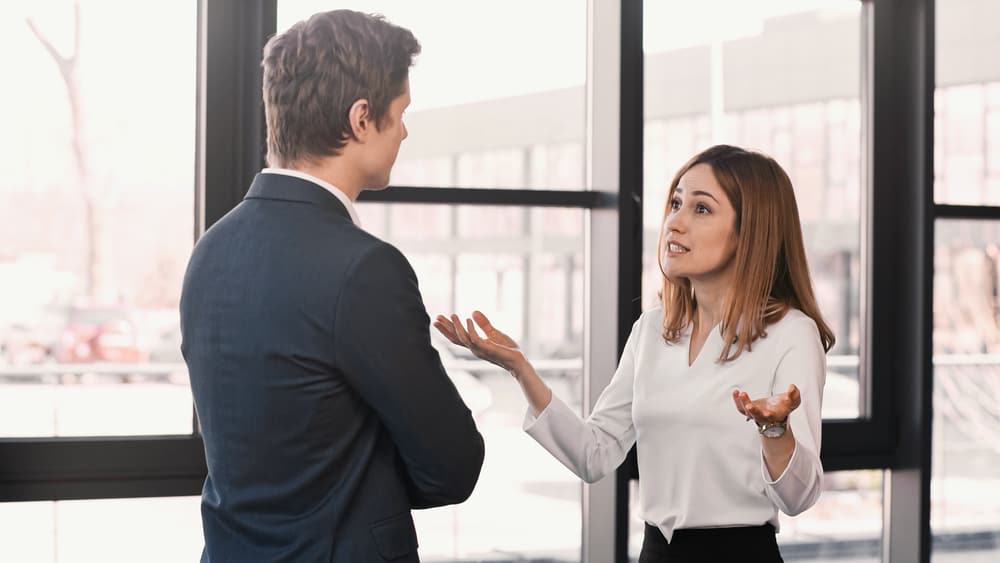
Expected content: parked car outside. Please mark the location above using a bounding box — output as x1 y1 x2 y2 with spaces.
52 305 144 364
0 305 73 366
0 322 51 365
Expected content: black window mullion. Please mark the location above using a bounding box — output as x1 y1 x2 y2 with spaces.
934 204 1000 220
359 186 614 208
203 0 276 231
872 0 936 561
615 0 644 561
820 421 893 471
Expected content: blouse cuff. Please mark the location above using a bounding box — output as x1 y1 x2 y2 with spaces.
760 439 799 485
522 394 572 433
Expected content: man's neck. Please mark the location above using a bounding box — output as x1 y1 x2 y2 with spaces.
283 158 363 201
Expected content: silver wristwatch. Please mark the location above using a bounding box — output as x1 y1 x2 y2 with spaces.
758 418 788 438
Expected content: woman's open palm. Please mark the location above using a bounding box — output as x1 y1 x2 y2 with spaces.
433 311 525 373
732 384 801 426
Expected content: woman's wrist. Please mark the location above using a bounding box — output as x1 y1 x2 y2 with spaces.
508 357 532 380
508 359 552 415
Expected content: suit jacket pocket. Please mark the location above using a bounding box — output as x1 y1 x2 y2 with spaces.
370 512 419 561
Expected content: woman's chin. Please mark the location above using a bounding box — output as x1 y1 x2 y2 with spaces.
662 270 687 283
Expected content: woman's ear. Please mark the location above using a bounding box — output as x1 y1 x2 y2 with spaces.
348 98 371 141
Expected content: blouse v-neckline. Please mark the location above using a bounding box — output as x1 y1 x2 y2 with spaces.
686 323 720 368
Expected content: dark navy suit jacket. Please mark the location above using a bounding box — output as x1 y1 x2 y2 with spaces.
180 173 485 562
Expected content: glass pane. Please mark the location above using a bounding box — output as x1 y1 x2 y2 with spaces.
0 2 197 436
0 497 202 563
931 220 1000 561
278 2 586 190
358 203 584 560
642 0 864 419
935 0 1000 205
627 471 883 562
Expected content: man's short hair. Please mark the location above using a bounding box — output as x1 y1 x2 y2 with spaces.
262 10 420 167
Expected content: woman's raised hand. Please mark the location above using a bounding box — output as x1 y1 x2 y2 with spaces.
732 384 801 426
433 311 526 373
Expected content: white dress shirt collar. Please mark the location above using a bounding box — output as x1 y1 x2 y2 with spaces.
261 168 362 227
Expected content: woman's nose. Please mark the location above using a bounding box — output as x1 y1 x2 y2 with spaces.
665 212 685 233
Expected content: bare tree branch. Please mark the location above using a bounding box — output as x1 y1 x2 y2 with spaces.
25 0 105 300
25 15 77 81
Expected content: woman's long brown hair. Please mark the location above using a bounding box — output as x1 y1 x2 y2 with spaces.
658 145 835 361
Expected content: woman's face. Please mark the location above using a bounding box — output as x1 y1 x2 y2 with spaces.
661 163 739 284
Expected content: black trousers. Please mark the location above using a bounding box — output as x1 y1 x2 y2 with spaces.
638 522 784 563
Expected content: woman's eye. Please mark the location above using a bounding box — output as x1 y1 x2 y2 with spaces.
695 204 710 214
670 199 681 210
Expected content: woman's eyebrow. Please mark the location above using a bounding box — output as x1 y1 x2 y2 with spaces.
675 186 719 203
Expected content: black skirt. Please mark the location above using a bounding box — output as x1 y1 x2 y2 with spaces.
639 522 784 563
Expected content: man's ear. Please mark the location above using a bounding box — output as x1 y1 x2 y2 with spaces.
348 98 371 141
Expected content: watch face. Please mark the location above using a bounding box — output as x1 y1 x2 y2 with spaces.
761 424 786 438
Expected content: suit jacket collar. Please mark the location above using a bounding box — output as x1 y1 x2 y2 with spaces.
244 173 354 223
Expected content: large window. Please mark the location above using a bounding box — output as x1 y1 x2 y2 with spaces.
930 224 1000 561
0 1 201 559
935 0 1000 205
931 0 1000 560
0 2 197 436
280 0 587 191
638 2 887 560
641 0 864 419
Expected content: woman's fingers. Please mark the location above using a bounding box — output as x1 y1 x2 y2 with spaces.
450 314 472 347
472 311 493 333
787 384 801 409
466 318 483 348
743 394 758 419
437 312 525 371
763 385 800 420
731 389 745 415
473 310 517 347
732 389 752 420
472 310 502 340
433 316 461 345
453 315 494 356
733 389 797 423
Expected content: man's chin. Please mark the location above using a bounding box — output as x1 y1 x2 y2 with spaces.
362 179 392 191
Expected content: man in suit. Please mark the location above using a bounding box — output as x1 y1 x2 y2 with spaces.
180 10 485 562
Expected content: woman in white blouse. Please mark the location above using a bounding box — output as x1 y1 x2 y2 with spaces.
435 144 835 563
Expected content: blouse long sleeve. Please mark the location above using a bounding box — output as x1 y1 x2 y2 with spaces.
522 318 641 484
761 316 827 516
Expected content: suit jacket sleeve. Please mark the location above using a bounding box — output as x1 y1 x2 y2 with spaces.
334 241 485 508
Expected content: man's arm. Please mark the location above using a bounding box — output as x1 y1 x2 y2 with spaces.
334 241 485 508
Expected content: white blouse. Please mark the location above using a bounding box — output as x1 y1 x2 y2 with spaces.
524 307 826 542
